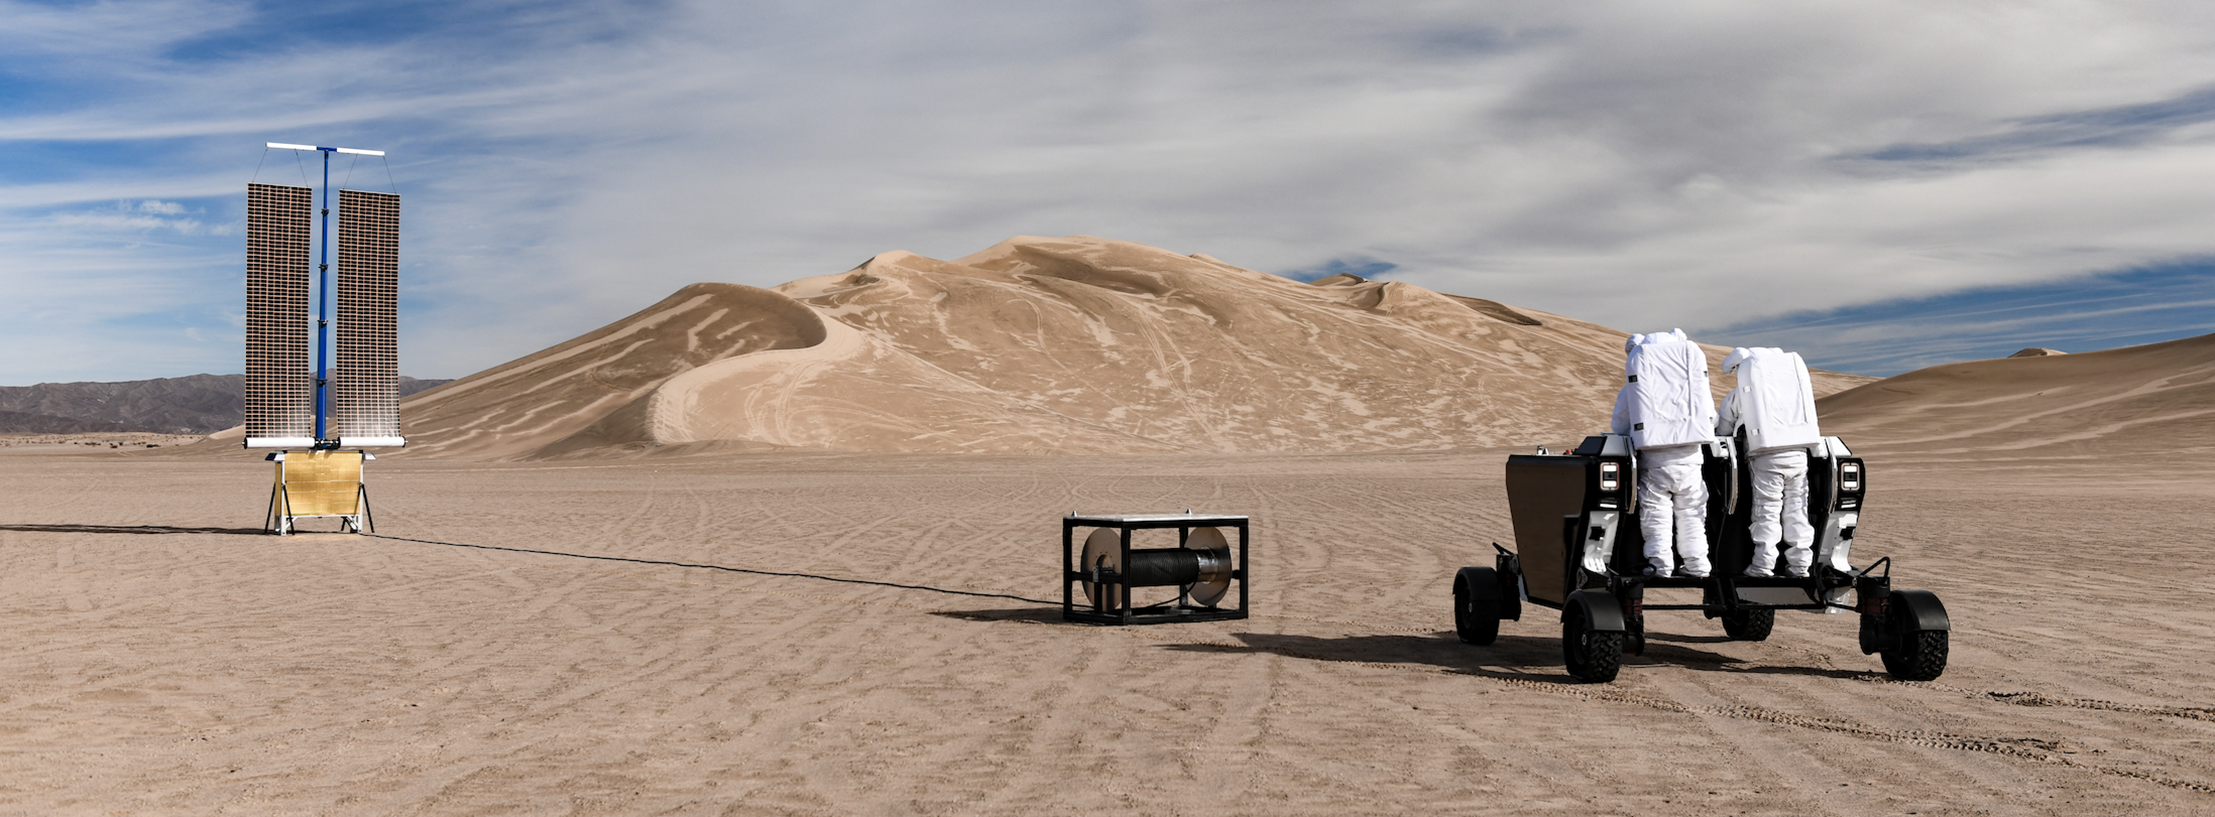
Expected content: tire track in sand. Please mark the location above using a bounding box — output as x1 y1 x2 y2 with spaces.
957 615 2215 795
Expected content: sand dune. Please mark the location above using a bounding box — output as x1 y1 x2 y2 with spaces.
397 236 1868 459
397 283 825 459
1819 332 2215 461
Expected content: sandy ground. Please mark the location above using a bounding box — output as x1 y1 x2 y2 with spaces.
0 434 203 454
2 447 2211 815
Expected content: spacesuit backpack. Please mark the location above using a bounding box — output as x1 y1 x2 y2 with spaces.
1735 348 1821 453
1622 331 1717 450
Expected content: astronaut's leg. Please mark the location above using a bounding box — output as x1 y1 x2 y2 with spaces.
1746 453 1788 576
1773 452 1814 576
1668 462 1712 577
1637 468 1677 576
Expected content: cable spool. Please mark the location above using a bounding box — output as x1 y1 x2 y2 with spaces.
1079 526 1236 609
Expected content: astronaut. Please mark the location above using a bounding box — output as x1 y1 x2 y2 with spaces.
1716 346 1822 578
1610 329 1718 579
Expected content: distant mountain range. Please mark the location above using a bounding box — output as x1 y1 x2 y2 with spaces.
0 374 451 435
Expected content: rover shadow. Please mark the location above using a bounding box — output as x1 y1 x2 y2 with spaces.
0 523 267 536
1637 628 1892 680
1644 631 1734 645
1161 631 1593 683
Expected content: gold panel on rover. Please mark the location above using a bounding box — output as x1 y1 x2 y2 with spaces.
277 450 363 516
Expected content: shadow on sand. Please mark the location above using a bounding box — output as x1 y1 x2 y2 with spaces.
1156 629 1880 683
928 607 1072 625
1162 631 1582 683
0 523 267 536
363 533 1059 606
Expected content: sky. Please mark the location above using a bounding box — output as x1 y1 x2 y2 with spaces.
5 0 2215 383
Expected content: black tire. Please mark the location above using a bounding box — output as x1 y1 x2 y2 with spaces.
1881 628 1949 681
1720 608 1775 641
1563 603 1623 683
1454 576 1500 645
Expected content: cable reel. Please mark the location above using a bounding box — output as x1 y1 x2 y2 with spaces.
1078 526 1236 609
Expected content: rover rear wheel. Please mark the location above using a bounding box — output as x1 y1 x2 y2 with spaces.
1881 627 1949 681
1721 608 1775 641
1454 573 1501 645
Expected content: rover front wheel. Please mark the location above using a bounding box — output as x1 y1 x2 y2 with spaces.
1563 603 1622 683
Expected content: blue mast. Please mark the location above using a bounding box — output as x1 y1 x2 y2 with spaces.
314 146 334 443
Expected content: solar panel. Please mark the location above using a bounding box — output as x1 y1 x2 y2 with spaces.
334 189 401 441
245 183 314 444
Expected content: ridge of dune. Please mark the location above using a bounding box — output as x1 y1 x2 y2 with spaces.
630 313 1184 455
1819 332 2215 459
397 283 824 460
389 236 1875 460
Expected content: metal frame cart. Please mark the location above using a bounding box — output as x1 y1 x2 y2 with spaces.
1064 513 1250 625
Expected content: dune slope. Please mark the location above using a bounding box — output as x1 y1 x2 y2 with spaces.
1818 332 2215 460
397 236 1870 459
399 284 825 459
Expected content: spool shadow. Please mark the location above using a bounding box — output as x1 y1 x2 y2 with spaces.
929 607 1072 625
0 523 267 536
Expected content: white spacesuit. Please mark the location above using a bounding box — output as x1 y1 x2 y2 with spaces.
1610 329 1718 578
1717 347 1822 577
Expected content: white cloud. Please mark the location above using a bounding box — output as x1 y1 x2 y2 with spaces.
8 0 2215 381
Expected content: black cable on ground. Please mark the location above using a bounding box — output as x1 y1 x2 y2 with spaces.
364 533 1058 606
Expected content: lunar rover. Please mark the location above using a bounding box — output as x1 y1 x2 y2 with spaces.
1452 433 1950 683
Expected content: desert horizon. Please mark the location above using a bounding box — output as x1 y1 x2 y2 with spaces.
6 234 2213 814
16 3 2215 812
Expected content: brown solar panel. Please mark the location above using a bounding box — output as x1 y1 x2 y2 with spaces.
334 189 400 439
245 183 313 439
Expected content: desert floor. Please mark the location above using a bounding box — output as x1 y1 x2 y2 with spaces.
1 448 2210 815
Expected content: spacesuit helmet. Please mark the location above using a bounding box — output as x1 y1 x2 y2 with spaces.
1723 347 1754 375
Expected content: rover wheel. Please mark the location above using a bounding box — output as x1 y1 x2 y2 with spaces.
1881 628 1949 681
1454 573 1500 646
1563 603 1622 683
1721 608 1775 641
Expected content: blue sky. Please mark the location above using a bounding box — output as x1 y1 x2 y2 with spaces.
6 1 2215 383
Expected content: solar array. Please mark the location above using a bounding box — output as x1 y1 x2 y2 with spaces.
245 183 314 443
244 150 403 449
334 189 401 441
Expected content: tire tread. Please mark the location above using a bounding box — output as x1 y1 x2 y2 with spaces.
1721 609 1775 641
1882 629 1948 681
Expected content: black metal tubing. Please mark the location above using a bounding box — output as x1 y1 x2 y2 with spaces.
1612 569 1858 613
1063 514 1250 626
